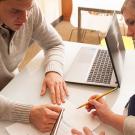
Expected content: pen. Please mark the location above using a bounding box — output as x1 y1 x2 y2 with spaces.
77 87 118 109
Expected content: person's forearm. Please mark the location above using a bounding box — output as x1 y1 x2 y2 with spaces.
108 113 126 133
0 95 32 123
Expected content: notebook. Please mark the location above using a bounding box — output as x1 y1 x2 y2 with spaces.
64 13 125 88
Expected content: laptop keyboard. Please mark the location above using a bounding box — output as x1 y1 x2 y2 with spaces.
87 49 113 84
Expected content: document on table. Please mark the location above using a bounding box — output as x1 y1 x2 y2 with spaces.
61 100 100 130
6 121 71 135
6 100 100 135
6 123 49 135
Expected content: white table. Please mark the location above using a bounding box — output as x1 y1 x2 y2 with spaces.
76 0 125 41
0 41 135 135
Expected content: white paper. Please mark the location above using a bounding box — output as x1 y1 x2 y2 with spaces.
6 123 49 135
6 100 100 135
6 122 97 135
60 100 100 131
56 120 72 135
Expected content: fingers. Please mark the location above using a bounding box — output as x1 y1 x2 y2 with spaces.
50 85 57 104
30 105 60 133
47 118 58 124
71 127 93 135
86 93 109 115
41 72 69 105
87 95 102 110
38 125 53 132
38 122 59 133
54 81 69 105
40 81 47 96
83 127 93 135
99 131 105 135
59 81 69 103
86 104 95 112
88 95 106 104
91 111 98 118
63 81 69 96
86 99 101 112
50 82 64 105
89 99 101 108
46 105 62 113
71 128 83 135
44 106 61 119
97 98 106 104
60 83 66 103
55 83 61 104
89 95 97 100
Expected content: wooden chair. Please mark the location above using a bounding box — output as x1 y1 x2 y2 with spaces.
70 0 113 44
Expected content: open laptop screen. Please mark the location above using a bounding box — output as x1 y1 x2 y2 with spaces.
105 13 125 87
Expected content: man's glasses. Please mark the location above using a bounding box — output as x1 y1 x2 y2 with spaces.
125 19 135 26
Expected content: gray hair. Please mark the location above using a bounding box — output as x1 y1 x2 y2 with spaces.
121 0 135 13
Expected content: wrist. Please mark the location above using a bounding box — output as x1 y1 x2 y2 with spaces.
104 111 116 125
45 71 60 76
29 106 36 123
107 112 117 125
108 113 125 132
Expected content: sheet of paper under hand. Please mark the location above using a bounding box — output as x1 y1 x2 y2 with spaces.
6 123 50 135
59 100 100 132
6 121 98 135
6 100 100 135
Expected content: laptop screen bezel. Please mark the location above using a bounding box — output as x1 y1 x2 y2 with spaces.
105 12 125 88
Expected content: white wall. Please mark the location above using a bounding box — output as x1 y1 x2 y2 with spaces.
37 0 62 23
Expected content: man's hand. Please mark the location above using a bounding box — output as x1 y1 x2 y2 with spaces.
29 105 61 132
71 127 105 135
40 72 68 105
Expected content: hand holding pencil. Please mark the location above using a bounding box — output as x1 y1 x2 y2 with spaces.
77 87 117 109
77 88 118 124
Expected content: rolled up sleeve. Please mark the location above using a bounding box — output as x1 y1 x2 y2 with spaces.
123 116 135 135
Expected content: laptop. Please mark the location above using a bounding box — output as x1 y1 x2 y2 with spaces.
64 13 125 88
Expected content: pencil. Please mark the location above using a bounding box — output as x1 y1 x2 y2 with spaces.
77 87 118 109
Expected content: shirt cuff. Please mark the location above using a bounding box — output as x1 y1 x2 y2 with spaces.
6 102 33 123
45 61 63 76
